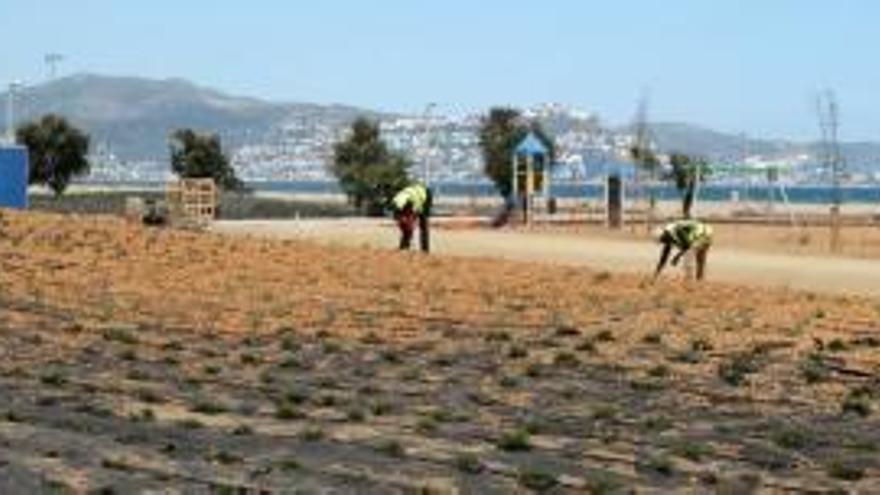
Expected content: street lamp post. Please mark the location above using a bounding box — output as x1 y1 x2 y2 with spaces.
6 81 23 144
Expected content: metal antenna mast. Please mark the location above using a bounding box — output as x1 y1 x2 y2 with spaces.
817 89 844 251
44 53 65 79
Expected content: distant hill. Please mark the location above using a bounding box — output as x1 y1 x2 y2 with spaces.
622 122 880 170
3 74 879 174
1 73 381 160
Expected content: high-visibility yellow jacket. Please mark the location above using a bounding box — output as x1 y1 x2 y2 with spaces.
392 184 429 214
662 219 713 249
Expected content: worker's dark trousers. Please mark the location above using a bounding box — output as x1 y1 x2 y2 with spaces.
399 213 430 252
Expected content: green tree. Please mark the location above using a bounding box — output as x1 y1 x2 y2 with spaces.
330 117 410 216
16 114 90 196
478 107 555 198
169 129 242 190
668 152 710 218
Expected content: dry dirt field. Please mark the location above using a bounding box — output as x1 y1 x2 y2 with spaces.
1 211 880 493
526 222 880 260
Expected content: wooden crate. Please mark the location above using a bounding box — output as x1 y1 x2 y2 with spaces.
165 178 217 228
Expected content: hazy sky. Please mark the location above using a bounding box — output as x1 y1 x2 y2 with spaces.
1 0 878 140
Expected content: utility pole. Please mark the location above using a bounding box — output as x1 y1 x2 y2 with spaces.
630 90 656 232
422 102 437 186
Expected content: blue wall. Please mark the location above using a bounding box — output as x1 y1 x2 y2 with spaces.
0 146 28 208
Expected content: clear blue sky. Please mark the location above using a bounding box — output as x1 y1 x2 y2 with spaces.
2 0 878 140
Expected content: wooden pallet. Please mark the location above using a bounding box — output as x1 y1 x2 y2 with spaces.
165 178 217 228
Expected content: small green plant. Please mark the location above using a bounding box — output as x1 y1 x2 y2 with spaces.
190 400 227 415
827 338 848 353
370 400 392 416
641 415 673 432
102 327 138 345
101 457 133 471
841 389 872 417
553 351 580 368
277 457 300 471
178 418 205 430
275 405 306 421
525 362 543 378
118 349 138 362
771 426 809 450
211 450 243 465
283 389 309 405
497 429 532 451
239 352 263 366
690 338 714 352
673 440 714 462
300 425 325 442
672 349 702 364
592 404 619 421
576 339 597 353
374 439 406 458
826 459 865 481
485 330 512 342
346 408 366 423
454 452 483 474
277 354 303 370
280 336 300 352
359 332 384 345
232 424 254 436
507 345 529 359
645 455 675 476
429 408 468 424
718 351 764 386
518 469 558 491
800 353 830 384
416 417 438 434
498 375 520 389
161 340 185 352
554 325 581 338
40 371 67 387
647 364 670 378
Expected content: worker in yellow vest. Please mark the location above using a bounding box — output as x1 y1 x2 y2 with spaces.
653 219 714 281
391 183 433 253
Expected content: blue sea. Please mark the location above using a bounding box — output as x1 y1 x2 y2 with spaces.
253 180 880 205
81 180 880 205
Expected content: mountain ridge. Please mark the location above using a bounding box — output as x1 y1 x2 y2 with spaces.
2 73 878 170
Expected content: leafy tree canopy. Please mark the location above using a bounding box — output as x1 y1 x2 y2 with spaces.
169 129 242 191
16 114 90 196
330 117 410 216
668 152 711 218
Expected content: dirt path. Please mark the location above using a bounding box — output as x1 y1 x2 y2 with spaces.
213 219 880 298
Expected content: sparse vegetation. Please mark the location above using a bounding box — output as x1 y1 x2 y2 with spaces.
1 211 878 492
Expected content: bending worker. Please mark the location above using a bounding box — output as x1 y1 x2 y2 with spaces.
653 219 714 281
391 182 433 253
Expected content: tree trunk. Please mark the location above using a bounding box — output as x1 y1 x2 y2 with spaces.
682 177 696 219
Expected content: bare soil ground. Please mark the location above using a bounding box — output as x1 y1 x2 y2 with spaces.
215 219 880 298
1 211 880 493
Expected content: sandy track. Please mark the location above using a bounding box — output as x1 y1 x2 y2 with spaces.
213 219 880 298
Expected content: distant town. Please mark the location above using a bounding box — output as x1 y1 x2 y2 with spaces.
87 103 848 186
4 74 875 186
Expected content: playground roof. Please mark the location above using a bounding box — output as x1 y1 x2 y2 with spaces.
514 132 549 157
